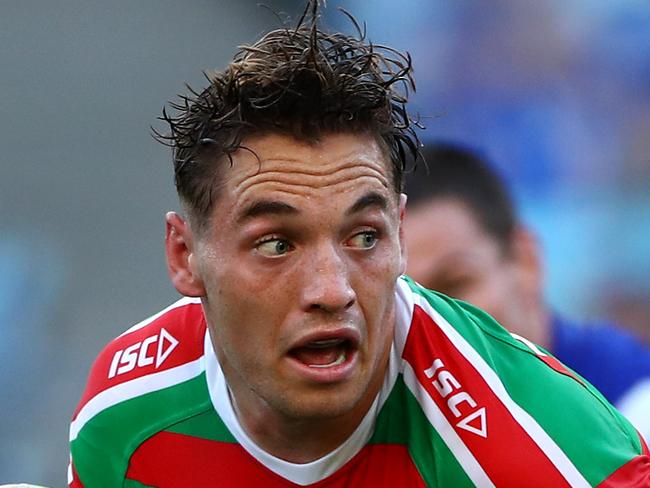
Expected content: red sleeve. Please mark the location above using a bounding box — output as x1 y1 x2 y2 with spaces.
597 433 650 487
72 300 205 420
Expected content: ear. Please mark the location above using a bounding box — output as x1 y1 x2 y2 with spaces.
510 225 543 299
398 193 408 275
165 211 206 297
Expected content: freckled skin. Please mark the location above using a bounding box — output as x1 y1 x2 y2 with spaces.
185 133 406 461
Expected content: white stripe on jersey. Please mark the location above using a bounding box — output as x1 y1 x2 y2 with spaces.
511 332 547 356
118 296 202 338
410 291 591 488
402 361 496 487
393 277 415 355
70 357 204 441
67 456 73 485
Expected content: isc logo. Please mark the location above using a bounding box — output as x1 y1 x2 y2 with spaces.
424 358 488 438
108 328 179 379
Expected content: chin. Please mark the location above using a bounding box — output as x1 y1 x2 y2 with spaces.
276 386 364 420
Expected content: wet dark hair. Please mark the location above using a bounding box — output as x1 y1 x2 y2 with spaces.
154 1 421 229
405 143 517 253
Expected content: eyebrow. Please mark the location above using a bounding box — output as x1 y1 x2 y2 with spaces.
237 191 389 223
346 191 389 215
237 200 298 223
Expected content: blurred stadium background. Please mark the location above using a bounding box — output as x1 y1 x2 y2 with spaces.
1 0 648 484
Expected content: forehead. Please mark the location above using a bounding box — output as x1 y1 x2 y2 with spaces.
218 132 394 209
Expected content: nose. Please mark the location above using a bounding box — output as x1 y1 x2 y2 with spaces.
301 243 356 313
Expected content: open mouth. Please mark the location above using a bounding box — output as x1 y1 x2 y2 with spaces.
289 338 353 369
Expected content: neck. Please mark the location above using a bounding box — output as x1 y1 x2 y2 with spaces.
231 393 376 463
225 344 391 464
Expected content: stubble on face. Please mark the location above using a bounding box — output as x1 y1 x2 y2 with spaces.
191 132 405 460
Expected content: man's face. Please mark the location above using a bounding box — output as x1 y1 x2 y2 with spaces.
190 132 405 423
404 198 532 333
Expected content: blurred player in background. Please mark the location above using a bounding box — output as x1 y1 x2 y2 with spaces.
404 142 650 438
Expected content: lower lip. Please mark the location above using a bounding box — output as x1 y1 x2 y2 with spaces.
286 349 358 384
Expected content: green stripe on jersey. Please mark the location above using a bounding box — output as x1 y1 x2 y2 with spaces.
485 336 642 485
71 372 212 487
405 277 644 485
370 375 474 487
166 407 237 443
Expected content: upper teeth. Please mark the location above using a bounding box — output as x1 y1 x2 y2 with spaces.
307 338 344 348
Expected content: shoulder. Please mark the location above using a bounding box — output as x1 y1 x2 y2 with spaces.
72 297 206 417
395 276 650 487
69 297 211 487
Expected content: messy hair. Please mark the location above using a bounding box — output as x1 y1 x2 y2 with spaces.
154 1 421 228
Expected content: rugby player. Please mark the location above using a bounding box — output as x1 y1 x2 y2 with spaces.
69 2 650 486
403 143 650 440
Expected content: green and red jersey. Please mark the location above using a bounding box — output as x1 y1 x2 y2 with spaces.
69 277 650 487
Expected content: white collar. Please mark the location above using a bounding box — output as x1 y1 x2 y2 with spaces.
201 279 413 485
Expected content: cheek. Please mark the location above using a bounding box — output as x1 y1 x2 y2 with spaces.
362 248 403 292
353 246 401 320
383 233 408 274
209 267 294 351
206 291 273 381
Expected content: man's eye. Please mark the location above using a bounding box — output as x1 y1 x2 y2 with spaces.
348 231 377 249
256 238 292 257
